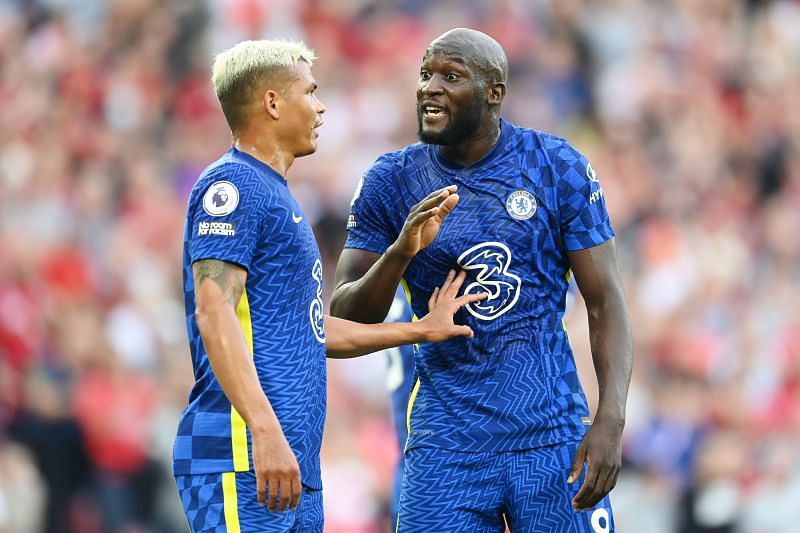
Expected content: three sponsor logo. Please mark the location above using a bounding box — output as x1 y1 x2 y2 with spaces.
457 242 521 321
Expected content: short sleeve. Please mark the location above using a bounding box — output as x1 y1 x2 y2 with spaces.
187 163 270 271
555 143 615 251
344 155 400 254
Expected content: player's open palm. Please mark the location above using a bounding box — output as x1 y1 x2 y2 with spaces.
252 428 302 512
394 186 459 259
418 270 486 342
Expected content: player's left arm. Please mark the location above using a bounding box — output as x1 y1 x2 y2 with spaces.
325 270 485 359
566 238 632 511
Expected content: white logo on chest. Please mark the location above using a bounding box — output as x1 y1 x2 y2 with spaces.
505 190 537 220
457 242 521 321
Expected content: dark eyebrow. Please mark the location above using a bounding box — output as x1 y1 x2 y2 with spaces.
421 50 468 65
421 55 470 72
441 54 468 66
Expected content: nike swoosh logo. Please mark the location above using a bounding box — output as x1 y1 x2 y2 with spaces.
292 213 303 223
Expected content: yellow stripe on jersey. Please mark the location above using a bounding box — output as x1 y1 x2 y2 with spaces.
400 278 413 312
232 289 253 472
230 409 248 471
564 268 573 334
400 277 419 337
222 472 241 533
406 378 420 436
400 278 421 437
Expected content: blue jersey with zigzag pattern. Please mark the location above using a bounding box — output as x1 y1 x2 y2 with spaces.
384 287 417 454
383 287 417 527
345 119 614 453
174 147 327 489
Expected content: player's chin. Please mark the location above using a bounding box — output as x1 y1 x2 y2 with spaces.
418 126 450 144
296 140 318 157
417 118 452 143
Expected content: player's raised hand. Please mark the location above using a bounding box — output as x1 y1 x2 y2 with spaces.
417 269 486 342
251 426 302 512
567 418 624 511
391 186 459 259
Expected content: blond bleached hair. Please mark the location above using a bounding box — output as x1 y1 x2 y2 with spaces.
211 40 316 131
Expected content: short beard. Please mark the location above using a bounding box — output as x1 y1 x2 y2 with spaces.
417 91 484 146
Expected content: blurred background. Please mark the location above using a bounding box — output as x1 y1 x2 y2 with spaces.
1 0 799 531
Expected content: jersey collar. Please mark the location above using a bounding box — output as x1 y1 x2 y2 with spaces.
429 118 512 176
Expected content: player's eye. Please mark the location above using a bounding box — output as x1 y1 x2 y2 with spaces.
445 72 461 81
419 71 431 81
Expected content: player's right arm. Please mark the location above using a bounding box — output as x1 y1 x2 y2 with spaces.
193 258 301 513
331 186 459 323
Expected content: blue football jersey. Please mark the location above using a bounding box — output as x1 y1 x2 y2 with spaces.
383 286 416 528
174 148 327 489
345 119 614 453
385 286 417 454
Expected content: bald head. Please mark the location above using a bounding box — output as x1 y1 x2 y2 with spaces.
426 28 508 86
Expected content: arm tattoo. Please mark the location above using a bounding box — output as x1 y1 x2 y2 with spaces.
194 259 245 307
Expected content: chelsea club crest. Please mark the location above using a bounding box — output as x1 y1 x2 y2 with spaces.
505 190 537 220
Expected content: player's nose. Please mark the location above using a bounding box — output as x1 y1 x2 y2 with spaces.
419 74 445 96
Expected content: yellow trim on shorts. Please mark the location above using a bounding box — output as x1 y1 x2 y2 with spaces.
232 288 253 471
222 472 241 533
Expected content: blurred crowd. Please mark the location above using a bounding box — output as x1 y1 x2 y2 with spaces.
0 0 798 531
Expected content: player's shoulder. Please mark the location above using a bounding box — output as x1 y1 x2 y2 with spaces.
507 123 584 165
509 124 591 187
365 142 428 179
191 150 277 201
353 144 426 206
200 150 275 187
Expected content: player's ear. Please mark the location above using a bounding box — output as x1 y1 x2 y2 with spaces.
263 89 281 120
487 82 505 106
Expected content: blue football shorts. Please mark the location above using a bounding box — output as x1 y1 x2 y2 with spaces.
397 440 614 532
175 471 322 533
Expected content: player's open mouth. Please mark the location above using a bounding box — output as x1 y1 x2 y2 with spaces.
422 104 448 122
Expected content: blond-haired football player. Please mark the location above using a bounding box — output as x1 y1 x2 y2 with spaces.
174 39 483 532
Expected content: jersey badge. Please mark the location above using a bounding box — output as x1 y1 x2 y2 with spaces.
505 190 537 220
203 181 239 216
